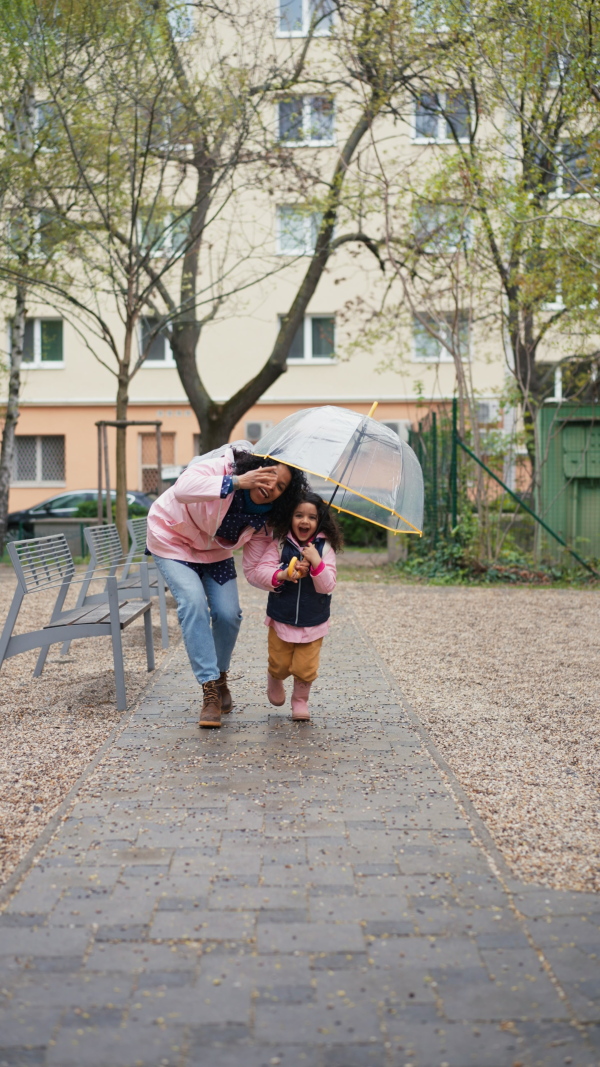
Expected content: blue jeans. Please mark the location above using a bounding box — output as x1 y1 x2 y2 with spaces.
153 556 243 685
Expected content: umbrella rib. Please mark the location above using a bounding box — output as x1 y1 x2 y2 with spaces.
328 501 423 534
253 452 422 534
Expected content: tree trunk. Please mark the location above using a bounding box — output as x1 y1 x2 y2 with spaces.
170 108 375 454
0 286 26 554
115 348 130 552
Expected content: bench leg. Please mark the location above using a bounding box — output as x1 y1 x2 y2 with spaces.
107 578 127 712
143 606 155 672
33 645 50 677
156 570 169 649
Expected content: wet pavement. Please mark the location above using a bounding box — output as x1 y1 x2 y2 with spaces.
0 585 598 1066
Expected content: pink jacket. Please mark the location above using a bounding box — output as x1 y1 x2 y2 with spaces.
243 532 337 596
146 449 273 564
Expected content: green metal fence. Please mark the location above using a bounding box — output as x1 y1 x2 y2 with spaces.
409 398 599 575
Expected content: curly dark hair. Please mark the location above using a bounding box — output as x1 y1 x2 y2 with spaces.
231 448 308 536
294 491 345 553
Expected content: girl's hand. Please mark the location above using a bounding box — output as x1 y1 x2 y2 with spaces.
295 559 310 577
301 543 321 569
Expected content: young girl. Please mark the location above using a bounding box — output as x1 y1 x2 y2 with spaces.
244 491 343 721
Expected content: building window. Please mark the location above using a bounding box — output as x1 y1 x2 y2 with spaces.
140 316 174 365
19 318 64 365
167 2 195 39
413 0 470 30
278 96 334 145
413 312 469 362
412 202 468 252
12 435 65 484
282 314 335 361
139 210 191 257
139 432 175 495
549 141 594 197
278 0 334 36
413 90 470 143
277 207 323 254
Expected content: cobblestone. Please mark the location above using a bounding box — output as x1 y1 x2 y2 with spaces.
0 585 598 1066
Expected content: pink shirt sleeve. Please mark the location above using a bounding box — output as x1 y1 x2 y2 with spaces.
242 532 282 591
173 462 228 503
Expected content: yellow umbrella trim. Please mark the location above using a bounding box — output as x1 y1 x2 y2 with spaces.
254 453 423 535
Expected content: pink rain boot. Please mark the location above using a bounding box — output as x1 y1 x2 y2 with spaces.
291 678 312 721
267 672 286 707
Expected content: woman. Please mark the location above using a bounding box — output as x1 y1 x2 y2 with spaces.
146 446 307 728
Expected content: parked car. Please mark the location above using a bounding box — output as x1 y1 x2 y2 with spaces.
7 490 154 538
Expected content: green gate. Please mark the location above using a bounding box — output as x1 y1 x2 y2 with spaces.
537 402 600 563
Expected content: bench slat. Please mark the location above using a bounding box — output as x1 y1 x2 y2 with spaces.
117 600 152 628
46 599 151 630
119 576 158 590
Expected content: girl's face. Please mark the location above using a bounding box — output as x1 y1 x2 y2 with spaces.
291 502 319 543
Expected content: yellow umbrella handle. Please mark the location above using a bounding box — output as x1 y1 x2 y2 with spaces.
367 401 379 418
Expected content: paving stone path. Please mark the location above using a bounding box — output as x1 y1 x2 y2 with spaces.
1 586 599 1067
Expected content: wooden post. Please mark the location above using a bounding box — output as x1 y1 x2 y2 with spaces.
155 424 163 497
97 423 103 525
103 424 111 523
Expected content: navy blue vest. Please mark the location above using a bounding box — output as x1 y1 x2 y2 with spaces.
267 538 331 629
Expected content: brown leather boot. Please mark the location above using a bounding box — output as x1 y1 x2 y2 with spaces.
199 679 221 728
216 671 233 713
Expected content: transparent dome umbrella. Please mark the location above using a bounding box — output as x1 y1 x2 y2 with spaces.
253 405 424 535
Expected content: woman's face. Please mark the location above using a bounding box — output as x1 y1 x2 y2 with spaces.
291 502 319 543
249 463 292 505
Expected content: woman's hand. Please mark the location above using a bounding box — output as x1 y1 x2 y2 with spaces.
237 468 279 493
301 544 321 569
277 567 300 583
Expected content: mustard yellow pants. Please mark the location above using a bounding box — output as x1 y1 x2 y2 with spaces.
268 627 323 684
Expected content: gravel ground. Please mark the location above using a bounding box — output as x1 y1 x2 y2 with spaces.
0 565 179 889
344 583 600 893
3 564 598 898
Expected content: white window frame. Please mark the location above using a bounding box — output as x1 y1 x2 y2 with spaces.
548 142 593 199
11 435 66 487
412 90 470 144
413 0 470 32
281 313 337 364
139 318 176 367
276 0 334 38
138 210 191 259
542 269 598 312
34 101 59 150
277 207 323 255
277 96 335 146
412 201 470 252
412 312 470 363
11 316 64 368
167 2 195 40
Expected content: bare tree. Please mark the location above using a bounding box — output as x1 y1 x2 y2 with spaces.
0 40 81 553
156 0 445 451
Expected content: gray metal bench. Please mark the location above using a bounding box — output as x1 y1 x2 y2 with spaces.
63 523 168 652
124 517 169 648
0 534 155 711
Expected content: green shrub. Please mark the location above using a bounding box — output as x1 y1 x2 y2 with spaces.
336 511 387 547
75 500 149 519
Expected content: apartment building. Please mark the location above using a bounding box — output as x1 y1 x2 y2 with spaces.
6 1 508 512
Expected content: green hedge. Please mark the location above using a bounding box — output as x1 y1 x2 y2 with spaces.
76 501 149 519
336 511 386 547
